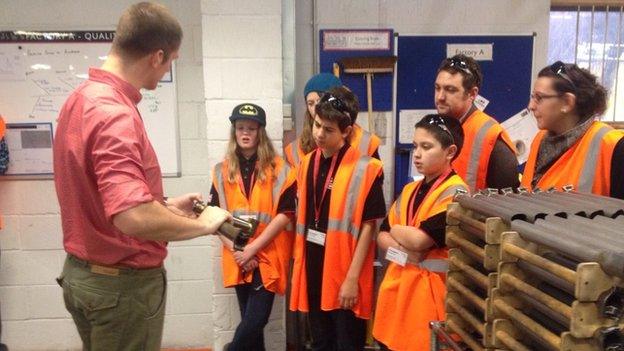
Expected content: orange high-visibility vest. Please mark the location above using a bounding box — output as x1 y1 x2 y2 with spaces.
284 139 306 169
284 123 380 168
372 175 468 351
212 156 296 295
452 109 515 191
521 121 623 195
351 124 381 157
289 146 383 319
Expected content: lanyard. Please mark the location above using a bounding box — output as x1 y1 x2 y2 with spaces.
407 167 452 226
312 149 339 228
237 166 256 199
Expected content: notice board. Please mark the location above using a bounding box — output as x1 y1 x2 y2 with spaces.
394 34 534 196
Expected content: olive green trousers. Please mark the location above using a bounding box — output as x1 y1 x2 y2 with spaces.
58 254 167 351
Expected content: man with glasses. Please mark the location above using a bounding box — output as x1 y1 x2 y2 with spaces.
434 54 518 191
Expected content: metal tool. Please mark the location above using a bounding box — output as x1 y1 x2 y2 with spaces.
192 200 258 251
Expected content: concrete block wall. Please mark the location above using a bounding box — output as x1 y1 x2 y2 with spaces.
200 1 285 350
0 0 218 349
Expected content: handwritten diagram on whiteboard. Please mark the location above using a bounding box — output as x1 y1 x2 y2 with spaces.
0 30 179 176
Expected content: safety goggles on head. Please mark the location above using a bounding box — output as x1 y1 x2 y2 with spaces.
319 93 350 117
549 61 576 90
446 57 473 76
425 115 455 144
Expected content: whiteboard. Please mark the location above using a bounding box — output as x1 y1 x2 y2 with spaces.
0 30 180 176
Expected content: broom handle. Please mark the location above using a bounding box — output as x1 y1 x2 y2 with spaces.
366 72 373 132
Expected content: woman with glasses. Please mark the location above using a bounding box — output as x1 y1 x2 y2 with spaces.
208 103 297 351
522 61 624 198
373 114 467 351
284 73 381 169
289 86 386 351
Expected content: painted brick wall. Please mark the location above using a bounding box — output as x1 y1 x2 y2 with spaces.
200 1 285 350
0 0 217 349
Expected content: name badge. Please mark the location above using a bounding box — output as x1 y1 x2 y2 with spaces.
238 214 257 221
385 246 408 267
306 228 326 246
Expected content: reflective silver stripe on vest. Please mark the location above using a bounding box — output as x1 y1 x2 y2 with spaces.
214 162 228 209
433 184 468 207
577 126 610 192
359 131 371 154
272 163 291 209
232 210 272 225
394 189 403 220
296 223 306 236
465 119 495 190
326 155 373 239
418 259 448 273
291 142 300 165
327 218 359 238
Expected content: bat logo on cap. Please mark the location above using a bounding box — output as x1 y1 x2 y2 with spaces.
239 104 258 116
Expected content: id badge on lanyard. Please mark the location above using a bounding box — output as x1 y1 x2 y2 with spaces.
385 246 408 266
306 228 326 246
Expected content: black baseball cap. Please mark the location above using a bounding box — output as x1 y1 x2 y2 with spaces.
229 103 266 126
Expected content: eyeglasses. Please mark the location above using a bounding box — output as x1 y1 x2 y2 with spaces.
549 61 575 90
425 115 454 143
319 93 350 116
530 93 562 104
447 57 473 76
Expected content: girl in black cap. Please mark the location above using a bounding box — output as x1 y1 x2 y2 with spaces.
208 103 297 351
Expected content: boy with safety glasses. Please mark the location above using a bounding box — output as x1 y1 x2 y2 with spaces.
289 86 386 350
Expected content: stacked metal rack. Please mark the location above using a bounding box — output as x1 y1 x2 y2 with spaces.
444 189 508 351
436 188 624 351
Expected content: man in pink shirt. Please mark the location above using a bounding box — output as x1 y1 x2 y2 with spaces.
53 3 229 350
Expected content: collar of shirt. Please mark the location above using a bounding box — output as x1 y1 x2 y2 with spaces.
459 104 478 124
237 152 258 165
419 170 456 194
237 152 257 181
319 142 350 165
88 68 142 105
